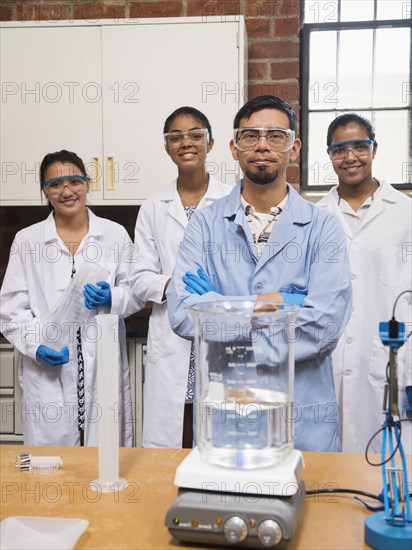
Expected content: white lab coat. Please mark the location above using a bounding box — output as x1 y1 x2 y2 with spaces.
0 209 140 446
318 180 412 453
131 176 232 448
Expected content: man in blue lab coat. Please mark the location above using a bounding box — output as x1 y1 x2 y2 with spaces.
167 95 352 451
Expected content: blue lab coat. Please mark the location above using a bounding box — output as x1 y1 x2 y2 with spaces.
167 182 352 452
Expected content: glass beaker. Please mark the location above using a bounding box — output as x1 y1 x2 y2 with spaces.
189 299 297 470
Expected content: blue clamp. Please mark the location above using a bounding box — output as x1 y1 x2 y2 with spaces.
379 321 406 348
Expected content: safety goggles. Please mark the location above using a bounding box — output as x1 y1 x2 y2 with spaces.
327 139 374 160
42 175 88 193
164 128 209 147
234 127 295 152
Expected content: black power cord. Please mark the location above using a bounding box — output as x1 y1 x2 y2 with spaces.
305 488 381 500
391 290 412 339
306 291 412 503
364 290 412 466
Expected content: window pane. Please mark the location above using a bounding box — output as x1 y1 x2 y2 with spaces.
338 30 373 108
340 0 375 21
373 110 411 183
374 28 410 108
307 112 338 186
377 0 411 20
302 1 412 189
304 1 338 23
309 31 338 110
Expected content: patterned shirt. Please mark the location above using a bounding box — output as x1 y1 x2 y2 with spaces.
241 194 288 257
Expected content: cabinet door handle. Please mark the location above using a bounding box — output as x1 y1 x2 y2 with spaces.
106 156 115 190
91 157 101 191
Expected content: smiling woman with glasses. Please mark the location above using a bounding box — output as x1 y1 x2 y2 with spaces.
0 149 140 448
318 113 412 454
131 106 232 450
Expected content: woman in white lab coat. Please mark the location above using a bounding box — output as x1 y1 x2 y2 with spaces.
317 114 412 453
0 150 138 446
131 107 232 448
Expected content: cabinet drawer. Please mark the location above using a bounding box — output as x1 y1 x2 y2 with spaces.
0 397 15 433
0 348 14 388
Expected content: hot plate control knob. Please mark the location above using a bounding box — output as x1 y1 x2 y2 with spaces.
257 519 283 547
224 516 248 543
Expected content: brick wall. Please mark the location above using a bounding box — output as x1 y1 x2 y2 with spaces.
1 0 301 184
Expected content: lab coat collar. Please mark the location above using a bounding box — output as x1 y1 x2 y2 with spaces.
85 208 105 238
282 183 314 224
377 179 399 204
317 187 352 238
165 180 188 229
318 179 397 238
200 175 229 201
165 175 225 229
160 175 224 202
224 181 313 225
318 179 397 211
355 180 385 232
224 181 312 266
43 208 104 244
258 184 313 269
43 211 59 243
160 179 179 201
223 181 243 222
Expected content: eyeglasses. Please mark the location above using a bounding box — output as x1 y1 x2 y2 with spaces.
42 175 88 193
164 128 209 147
328 139 374 160
234 127 295 152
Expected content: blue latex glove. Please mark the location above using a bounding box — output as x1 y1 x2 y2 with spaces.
183 268 216 295
279 291 307 306
36 345 69 366
83 281 112 309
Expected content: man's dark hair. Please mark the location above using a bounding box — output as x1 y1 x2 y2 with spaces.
233 95 298 134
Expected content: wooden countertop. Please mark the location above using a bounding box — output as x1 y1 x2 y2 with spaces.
0 445 406 549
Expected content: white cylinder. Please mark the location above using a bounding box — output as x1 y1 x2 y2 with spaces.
91 314 127 492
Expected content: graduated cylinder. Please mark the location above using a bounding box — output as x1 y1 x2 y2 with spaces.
91 314 127 493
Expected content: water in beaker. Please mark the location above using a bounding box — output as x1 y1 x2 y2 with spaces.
189 299 297 469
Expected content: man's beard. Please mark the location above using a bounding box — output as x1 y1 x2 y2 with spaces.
244 165 278 185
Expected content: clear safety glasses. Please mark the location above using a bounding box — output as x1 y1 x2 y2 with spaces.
328 139 374 160
163 128 209 147
42 175 88 193
234 127 295 152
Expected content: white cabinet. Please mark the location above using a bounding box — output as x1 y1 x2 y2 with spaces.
0 17 246 205
0 343 23 443
0 26 103 204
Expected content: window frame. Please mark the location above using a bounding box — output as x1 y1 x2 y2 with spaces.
300 9 412 191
